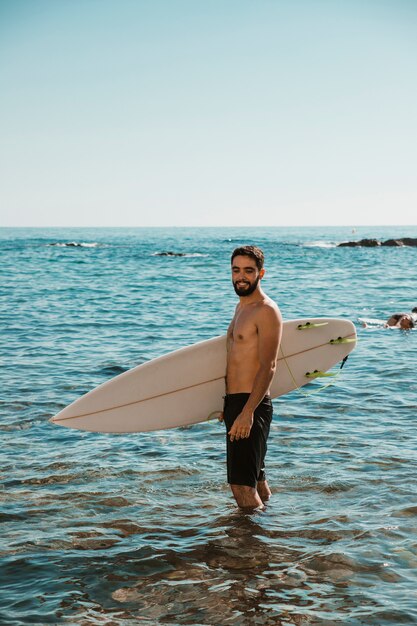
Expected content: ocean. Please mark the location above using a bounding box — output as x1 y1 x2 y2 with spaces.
1 226 416 625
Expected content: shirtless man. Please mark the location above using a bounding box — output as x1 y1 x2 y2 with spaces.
385 313 415 330
221 246 282 510
362 313 415 330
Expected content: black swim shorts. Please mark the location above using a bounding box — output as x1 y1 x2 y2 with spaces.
223 393 273 488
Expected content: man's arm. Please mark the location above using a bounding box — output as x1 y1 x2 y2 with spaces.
228 305 282 441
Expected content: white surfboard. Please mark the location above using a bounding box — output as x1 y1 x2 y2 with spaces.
50 318 356 433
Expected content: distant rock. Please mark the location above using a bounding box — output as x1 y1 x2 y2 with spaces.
338 238 381 247
154 251 186 257
338 238 417 248
394 238 417 247
48 242 99 248
382 239 405 247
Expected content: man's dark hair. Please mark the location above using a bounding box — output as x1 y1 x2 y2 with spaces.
390 313 415 328
391 313 405 322
231 246 264 271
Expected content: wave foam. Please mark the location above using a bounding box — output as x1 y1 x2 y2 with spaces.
304 241 337 248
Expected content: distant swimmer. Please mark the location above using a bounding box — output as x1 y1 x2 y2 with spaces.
361 309 416 330
385 313 415 330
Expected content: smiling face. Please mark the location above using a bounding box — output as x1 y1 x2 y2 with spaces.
231 255 265 297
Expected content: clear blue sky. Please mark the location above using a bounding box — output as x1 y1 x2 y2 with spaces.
1 0 416 227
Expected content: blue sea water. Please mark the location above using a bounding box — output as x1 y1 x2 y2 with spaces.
1 225 417 626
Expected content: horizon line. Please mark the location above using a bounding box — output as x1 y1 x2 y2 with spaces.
1 224 416 230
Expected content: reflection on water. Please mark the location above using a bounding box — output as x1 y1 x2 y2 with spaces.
2 467 416 625
1 227 417 625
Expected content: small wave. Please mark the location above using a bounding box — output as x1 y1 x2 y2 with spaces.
98 365 128 377
48 242 100 248
304 241 337 248
358 317 386 326
0 419 42 432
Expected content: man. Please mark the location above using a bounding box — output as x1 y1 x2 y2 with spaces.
385 313 415 330
221 246 282 510
361 310 416 330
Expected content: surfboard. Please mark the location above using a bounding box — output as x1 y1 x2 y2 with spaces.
50 318 356 433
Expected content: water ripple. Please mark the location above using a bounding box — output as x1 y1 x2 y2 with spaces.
1 227 417 624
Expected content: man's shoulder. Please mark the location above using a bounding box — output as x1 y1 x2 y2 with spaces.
256 298 282 322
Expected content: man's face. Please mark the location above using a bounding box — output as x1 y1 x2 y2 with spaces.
231 255 264 297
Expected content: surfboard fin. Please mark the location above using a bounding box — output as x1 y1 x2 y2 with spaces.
297 322 329 330
329 337 356 344
305 370 337 379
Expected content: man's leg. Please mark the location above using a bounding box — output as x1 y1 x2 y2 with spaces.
256 466 271 502
257 479 271 502
230 484 264 509
225 394 272 509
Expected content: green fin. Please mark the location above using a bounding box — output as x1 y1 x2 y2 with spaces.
305 370 337 379
297 322 329 330
329 337 356 344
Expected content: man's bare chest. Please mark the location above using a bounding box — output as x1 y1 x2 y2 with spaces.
229 308 258 343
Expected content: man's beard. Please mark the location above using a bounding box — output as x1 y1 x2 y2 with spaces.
233 276 260 297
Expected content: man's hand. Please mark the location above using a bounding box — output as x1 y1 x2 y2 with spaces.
228 410 254 442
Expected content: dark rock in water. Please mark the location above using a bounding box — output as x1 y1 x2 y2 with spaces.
397 238 417 247
338 238 381 247
155 251 186 257
338 237 417 248
48 242 98 248
382 239 405 247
